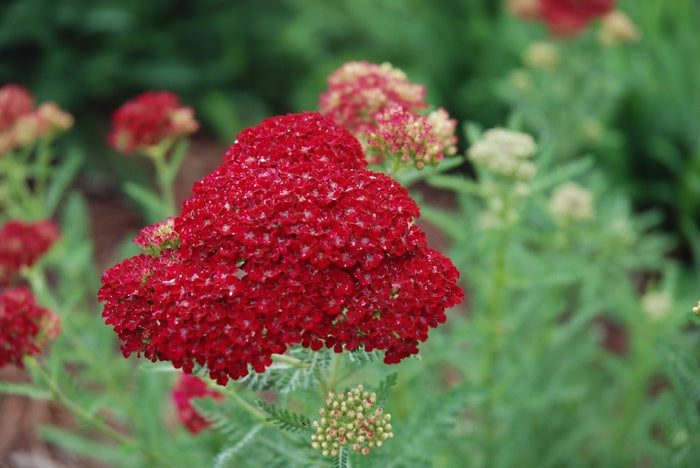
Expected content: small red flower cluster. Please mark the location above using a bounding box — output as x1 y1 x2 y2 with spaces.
0 84 34 132
108 91 199 154
171 374 223 434
0 84 73 155
99 112 463 384
0 220 61 286
0 286 58 368
319 61 427 138
509 0 615 36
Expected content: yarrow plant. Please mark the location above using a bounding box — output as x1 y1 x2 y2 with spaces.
109 91 200 218
0 84 74 219
99 111 463 385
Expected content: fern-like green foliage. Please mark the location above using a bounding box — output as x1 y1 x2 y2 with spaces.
374 372 398 406
346 346 385 365
240 346 332 394
257 400 313 434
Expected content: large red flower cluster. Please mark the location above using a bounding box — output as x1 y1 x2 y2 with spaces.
108 91 199 154
0 220 61 286
99 112 463 385
319 61 427 137
0 286 59 368
171 374 223 434
509 0 615 36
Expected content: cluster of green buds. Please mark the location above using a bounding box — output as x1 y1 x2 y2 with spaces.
311 384 393 457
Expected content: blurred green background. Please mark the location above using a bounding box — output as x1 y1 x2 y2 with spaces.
1 0 699 266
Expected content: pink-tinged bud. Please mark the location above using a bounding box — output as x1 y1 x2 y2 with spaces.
0 84 34 132
36 102 74 134
320 61 427 138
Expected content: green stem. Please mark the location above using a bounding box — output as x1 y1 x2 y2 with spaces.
32 139 53 209
271 353 310 369
24 357 169 466
151 152 176 218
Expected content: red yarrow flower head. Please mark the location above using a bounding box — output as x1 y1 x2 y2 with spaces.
108 91 199 155
171 373 224 434
0 84 34 133
99 112 463 385
509 0 615 36
366 106 457 169
0 286 60 368
319 61 427 138
0 220 61 286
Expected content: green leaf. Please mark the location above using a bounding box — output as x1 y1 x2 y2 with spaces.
335 446 351 468
122 181 164 222
39 426 134 465
257 400 312 434
0 381 51 400
530 156 595 194
426 174 480 195
213 424 264 468
45 146 83 215
374 372 398 406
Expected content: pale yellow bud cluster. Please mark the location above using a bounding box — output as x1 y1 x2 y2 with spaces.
310 384 393 457
468 128 537 180
523 42 559 70
599 11 640 47
426 108 458 157
548 182 594 223
641 291 672 322
693 300 700 317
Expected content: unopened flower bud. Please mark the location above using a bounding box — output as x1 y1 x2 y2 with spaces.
311 384 393 457
599 10 640 46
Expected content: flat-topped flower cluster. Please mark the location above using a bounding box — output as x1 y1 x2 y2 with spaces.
99 112 463 385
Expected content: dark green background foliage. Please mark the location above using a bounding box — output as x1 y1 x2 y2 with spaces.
1 0 699 262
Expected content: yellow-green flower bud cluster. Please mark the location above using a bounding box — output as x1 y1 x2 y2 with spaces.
693 300 700 317
311 384 393 457
467 128 537 180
